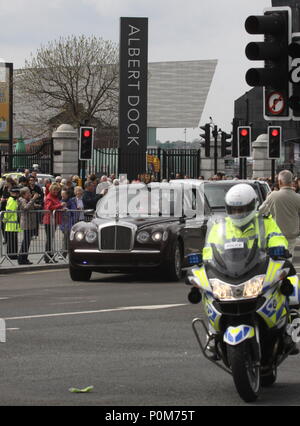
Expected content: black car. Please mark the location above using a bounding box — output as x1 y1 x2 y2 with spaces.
68 180 271 282
68 183 211 282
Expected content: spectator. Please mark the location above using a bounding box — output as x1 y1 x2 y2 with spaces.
64 180 75 198
18 187 40 265
44 178 52 196
24 169 30 179
259 169 300 259
83 181 101 210
18 176 28 187
68 186 85 222
71 175 80 187
43 183 66 263
4 187 21 260
28 175 44 238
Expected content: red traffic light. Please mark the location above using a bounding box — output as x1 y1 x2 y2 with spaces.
83 130 91 138
240 129 249 137
271 129 279 137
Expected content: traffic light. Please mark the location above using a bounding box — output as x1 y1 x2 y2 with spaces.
268 126 282 159
289 34 300 119
231 118 239 158
245 7 292 120
221 131 232 157
79 126 94 160
199 123 210 157
238 126 251 158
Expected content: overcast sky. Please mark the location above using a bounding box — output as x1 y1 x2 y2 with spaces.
0 0 272 141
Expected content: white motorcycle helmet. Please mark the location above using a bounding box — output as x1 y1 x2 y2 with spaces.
225 184 258 227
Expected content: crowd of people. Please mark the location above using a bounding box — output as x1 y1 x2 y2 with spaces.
0 172 95 264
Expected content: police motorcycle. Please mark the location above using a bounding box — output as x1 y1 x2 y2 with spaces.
186 226 300 403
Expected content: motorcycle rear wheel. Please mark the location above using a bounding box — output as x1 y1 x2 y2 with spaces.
228 341 260 403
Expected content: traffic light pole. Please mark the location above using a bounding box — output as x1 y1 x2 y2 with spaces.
213 125 218 175
271 159 276 184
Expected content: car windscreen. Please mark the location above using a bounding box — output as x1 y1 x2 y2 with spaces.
204 182 258 209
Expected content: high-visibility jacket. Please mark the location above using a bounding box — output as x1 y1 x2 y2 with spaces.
203 213 288 261
4 197 21 232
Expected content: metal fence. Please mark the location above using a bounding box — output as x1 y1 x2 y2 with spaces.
86 147 202 181
0 209 93 266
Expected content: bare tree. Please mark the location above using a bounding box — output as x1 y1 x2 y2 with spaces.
15 35 119 138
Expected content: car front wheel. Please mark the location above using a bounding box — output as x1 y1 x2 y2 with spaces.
69 265 92 282
165 241 183 281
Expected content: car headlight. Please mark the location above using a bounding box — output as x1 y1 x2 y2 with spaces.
85 230 97 243
243 276 264 298
137 231 150 243
75 231 85 242
152 231 163 242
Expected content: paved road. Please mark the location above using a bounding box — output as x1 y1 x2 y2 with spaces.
0 268 300 406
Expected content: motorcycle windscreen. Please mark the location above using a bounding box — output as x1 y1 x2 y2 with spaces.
205 222 266 279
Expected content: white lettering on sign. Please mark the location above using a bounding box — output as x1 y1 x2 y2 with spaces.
126 25 142 147
290 58 300 84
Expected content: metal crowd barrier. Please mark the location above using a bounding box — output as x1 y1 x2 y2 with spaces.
0 209 94 266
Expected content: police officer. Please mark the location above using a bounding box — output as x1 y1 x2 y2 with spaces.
203 183 288 261
4 187 21 260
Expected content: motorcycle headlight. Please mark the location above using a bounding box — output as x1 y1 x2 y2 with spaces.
85 230 97 243
211 279 233 300
137 231 150 244
243 276 264 298
75 231 85 242
70 229 75 241
210 275 265 301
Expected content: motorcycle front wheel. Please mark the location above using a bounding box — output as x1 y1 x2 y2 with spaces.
227 341 260 403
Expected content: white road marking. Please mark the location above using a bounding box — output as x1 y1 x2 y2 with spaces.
4 304 187 321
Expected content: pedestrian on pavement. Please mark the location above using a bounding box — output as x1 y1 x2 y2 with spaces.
259 169 300 259
43 183 67 263
4 187 21 260
18 187 40 265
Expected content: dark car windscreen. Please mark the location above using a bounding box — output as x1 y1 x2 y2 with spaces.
204 182 259 209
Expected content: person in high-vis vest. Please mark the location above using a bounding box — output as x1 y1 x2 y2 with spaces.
203 183 288 262
4 187 21 260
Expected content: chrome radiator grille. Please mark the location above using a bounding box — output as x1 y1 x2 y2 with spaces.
99 225 133 251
